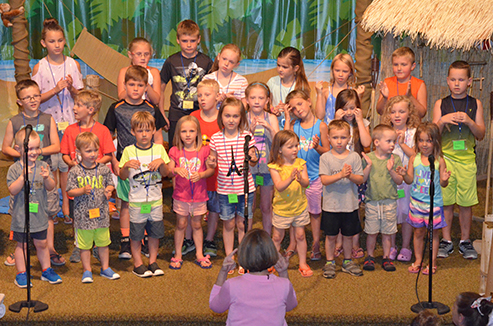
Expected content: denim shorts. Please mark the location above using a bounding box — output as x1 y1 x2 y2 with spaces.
207 191 221 214
252 173 274 187
218 192 255 221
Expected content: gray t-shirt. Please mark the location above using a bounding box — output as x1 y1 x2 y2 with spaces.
319 151 363 212
66 164 114 230
7 161 51 233
362 151 402 202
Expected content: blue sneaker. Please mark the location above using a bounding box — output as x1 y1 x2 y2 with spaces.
41 267 62 284
14 272 32 288
81 270 93 283
100 267 120 280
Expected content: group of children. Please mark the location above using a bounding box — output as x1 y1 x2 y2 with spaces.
3 17 485 290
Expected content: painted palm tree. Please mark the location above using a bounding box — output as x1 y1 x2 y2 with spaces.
10 0 30 81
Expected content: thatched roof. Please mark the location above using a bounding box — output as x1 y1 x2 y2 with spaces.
361 0 493 51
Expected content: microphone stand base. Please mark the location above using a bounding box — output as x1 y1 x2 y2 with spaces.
411 301 450 315
9 300 48 313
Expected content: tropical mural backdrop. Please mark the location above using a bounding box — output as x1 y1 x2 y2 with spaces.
0 0 362 61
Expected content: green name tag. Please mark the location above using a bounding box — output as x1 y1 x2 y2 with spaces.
228 194 238 204
29 203 39 213
453 140 466 151
397 189 405 199
256 175 264 186
140 204 152 214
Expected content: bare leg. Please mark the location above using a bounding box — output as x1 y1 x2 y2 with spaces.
352 233 361 250
191 214 204 260
120 201 130 232
459 206 472 241
80 249 91 272
98 246 110 270
33 238 50 270
185 215 192 240
342 236 353 260
60 171 70 218
14 242 26 273
401 222 413 249
205 212 219 242
272 227 285 252
148 238 159 264
325 235 337 261
223 218 236 256
382 234 392 259
173 214 187 261
260 186 274 235
366 234 378 257
130 239 142 268
236 215 246 244
441 205 454 241
286 226 297 252
47 218 56 255
310 213 321 253
295 226 308 270
432 229 440 268
413 227 426 266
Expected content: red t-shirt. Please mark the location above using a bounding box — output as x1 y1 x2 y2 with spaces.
61 121 116 165
191 110 219 192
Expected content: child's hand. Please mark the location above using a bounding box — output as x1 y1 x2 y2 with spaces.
148 158 165 171
66 74 74 89
341 163 352 178
387 154 395 172
396 130 405 145
40 165 50 179
221 248 237 273
443 168 451 182
248 147 257 162
354 108 364 122
124 159 140 170
217 93 228 103
290 168 298 182
356 85 365 96
173 167 189 179
455 112 472 125
283 103 292 119
315 81 324 94
270 101 282 117
84 184 92 195
274 252 289 274
189 172 202 183
335 109 345 120
55 78 70 93
362 152 372 167
396 165 407 176
379 81 389 98
311 134 320 150
104 186 113 200
440 112 458 126
206 155 217 169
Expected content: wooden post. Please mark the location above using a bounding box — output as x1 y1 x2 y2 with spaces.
354 0 373 115
10 0 30 82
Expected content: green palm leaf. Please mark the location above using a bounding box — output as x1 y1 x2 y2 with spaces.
88 0 143 32
160 29 182 59
198 0 252 33
271 19 302 59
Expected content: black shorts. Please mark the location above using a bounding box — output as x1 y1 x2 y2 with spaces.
321 210 362 237
13 229 48 243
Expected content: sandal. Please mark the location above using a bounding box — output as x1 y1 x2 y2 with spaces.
228 269 235 275
238 266 245 275
169 257 183 270
408 263 421 274
397 248 413 262
195 255 212 269
422 265 437 275
53 215 59 225
283 250 296 259
298 266 313 278
50 253 66 266
4 253 15 266
334 247 343 258
63 215 72 225
351 248 364 259
310 251 322 261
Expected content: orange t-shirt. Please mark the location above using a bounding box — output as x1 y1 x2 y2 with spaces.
385 76 424 100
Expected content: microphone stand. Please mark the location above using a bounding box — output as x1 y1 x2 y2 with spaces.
243 138 251 232
411 156 449 315
9 138 48 313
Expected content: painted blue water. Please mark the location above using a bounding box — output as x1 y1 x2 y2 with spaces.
0 59 332 82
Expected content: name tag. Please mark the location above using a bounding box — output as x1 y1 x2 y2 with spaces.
397 189 405 199
29 202 39 213
255 175 264 186
89 208 100 219
57 121 69 131
141 204 152 214
228 194 238 204
453 139 466 151
183 100 194 110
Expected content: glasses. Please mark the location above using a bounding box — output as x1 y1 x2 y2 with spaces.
21 94 41 102
130 52 151 58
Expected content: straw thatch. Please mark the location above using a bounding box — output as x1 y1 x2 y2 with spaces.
361 0 493 51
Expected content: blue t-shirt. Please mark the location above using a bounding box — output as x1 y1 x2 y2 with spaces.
294 119 321 181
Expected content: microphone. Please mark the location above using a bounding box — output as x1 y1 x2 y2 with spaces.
428 154 435 172
244 135 251 155
23 125 33 146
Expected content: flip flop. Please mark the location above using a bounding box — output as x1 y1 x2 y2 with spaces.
310 251 322 261
351 248 364 259
63 215 72 225
169 257 183 270
283 250 296 259
408 263 421 274
334 247 343 258
298 266 313 278
422 265 437 275
195 256 212 269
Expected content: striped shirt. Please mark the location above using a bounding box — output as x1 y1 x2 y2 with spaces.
210 130 256 195
203 72 248 100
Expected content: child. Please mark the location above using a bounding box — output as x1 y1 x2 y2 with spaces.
32 18 84 224
118 37 161 107
160 19 213 146
377 46 427 118
61 90 115 263
203 44 248 107
332 89 372 259
66 132 119 283
191 79 221 256
361 124 403 272
168 115 216 269
315 53 365 124
432 60 485 260
381 95 420 261
246 82 279 234
267 47 311 129
119 111 169 277
319 120 364 279
209 229 297 325
2 79 64 267
7 128 62 287
269 130 312 277
401 122 450 275
104 65 166 260
452 292 493 326
209 97 257 274
284 90 329 262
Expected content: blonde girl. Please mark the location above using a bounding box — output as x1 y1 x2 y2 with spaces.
209 97 258 274
284 90 329 262
315 53 365 124
168 115 216 269
381 95 420 262
268 130 312 277
204 44 248 107
33 18 84 224
117 37 161 107
246 82 279 235
267 47 311 129
400 122 450 275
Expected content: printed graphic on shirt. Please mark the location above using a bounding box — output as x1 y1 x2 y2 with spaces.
253 128 268 166
178 156 201 179
299 136 314 152
172 62 207 106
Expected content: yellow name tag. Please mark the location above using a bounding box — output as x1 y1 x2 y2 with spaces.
183 100 194 110
57 121 69 131
89 208 100 219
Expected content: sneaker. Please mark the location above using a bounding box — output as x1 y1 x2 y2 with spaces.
148 262 164 276
70 247 81 263
459 240 478 260
322 262 336 279
182 239 196 255
81 270 93 283
389 246 398 261
4 253 15 266
204 240 218 257
363 256 375 271
101 267 120 280
141 236 149 258
14 272 32 288
92 247 100 262
437 240 454 258
41 267 62 284
342 260 363 276
119 237 132 260
133 264 153 278
382 258 396 272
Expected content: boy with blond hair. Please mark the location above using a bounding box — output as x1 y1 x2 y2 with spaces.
377 47 427 118
160 19 213 146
